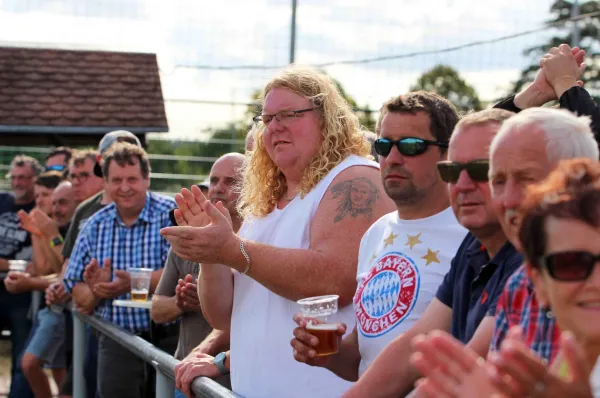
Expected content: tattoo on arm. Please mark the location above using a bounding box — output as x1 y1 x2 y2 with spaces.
330 177 380 223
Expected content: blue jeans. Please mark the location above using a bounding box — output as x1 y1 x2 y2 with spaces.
175 389 187 398
0 285 34 398
23 308 67 367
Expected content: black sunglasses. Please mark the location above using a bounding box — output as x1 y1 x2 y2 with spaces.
374 137 448 157
539 250 600 282
437 160 489 184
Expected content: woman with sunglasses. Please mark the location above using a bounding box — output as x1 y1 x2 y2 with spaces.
410 158 600 398
517 157 600 391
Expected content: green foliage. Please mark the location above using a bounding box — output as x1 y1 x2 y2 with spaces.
511 0 600 101
146 122 247 193
330 78 377 131
410 65 482 112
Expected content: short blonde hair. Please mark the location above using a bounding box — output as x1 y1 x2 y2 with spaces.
239 66 371 218
455 108 514 131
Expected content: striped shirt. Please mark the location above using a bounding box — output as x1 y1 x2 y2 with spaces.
63 192 175 333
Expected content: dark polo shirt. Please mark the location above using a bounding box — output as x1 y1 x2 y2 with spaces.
435 232 522 344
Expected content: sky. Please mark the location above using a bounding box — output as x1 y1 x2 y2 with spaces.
0 0 560 140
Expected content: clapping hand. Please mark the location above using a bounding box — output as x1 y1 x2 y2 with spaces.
176 274 202 312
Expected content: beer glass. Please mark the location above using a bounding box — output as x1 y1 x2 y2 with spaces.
297 295 340 356
128 268 153 302
8 260 27 272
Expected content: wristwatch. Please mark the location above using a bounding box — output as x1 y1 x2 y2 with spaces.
214 352 229 376
50 235 64 248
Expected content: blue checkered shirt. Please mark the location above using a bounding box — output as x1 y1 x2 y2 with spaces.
63 192 175 333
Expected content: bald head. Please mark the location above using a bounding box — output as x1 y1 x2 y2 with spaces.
208 153 245 219
52 181 77 228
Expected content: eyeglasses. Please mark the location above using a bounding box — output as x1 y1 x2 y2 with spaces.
45 165 66 172
252 108 315 125
9 175 33 181
69 172 90 183
373 137 448 157
539 250 600 281
437 160 489 183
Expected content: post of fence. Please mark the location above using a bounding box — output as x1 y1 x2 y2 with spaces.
154 364 175 398
69 307 236 398
73 311 87 398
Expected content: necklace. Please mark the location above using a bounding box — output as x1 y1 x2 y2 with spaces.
283 191 298 201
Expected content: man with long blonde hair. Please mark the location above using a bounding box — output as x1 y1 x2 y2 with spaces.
162 65 395 397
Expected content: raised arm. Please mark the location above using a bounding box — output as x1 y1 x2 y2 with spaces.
494 46 585 111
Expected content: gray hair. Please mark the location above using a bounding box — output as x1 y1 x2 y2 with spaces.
490 107 599 163
8 155 43 176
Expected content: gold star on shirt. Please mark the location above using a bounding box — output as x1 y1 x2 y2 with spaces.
370 252 378 263
421 248 440 266
383 232 398 248
405 233 422 249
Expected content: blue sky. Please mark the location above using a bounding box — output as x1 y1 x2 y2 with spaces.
0 0 561 139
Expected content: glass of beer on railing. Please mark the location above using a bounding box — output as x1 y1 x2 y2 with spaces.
297 295 340 356
128 268 153 302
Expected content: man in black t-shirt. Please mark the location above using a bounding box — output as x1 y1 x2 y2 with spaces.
0 156 41 266
0 155 42 398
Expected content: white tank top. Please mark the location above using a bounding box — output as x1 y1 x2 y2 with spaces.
231 155 378 398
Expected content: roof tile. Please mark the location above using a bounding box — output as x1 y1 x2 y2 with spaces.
0 46 167 132
13 94 34 103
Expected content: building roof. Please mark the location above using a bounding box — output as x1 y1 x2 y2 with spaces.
0 46 168 134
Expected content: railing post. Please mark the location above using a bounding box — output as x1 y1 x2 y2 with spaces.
31 290 42 320
155 364 175 398
73 313 86 398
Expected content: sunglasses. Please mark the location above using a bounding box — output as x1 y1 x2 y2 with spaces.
373 137 448 157
539 250 600 282
437 160 489 184
45 165 66 172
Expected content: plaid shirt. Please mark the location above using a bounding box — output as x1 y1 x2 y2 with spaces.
63 192 175 333
489 265 561 364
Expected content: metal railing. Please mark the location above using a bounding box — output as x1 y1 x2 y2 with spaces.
71 309 237 398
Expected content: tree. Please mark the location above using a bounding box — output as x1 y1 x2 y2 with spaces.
410 65 482 112
330 78 377 131
511 0 600 100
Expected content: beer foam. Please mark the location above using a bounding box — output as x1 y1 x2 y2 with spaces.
307 323 338 331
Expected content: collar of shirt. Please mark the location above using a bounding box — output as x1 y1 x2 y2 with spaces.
104 192 162 227
465 239 514 278
465 239 516 274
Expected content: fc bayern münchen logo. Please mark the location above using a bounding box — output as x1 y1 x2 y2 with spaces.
354 252 420 337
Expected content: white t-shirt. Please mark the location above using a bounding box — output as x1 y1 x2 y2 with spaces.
231 155 378 398
353 208 468 375
591 355 600 397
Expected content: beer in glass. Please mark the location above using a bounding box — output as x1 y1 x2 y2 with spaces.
128 268 153 302
297 295 340 356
